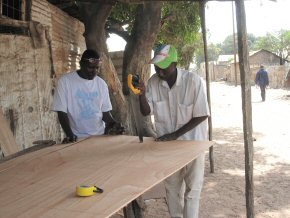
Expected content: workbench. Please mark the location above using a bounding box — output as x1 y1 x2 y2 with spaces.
0 135 214 218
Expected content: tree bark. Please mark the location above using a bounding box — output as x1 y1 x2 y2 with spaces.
120 3 162 216
122 3 162 136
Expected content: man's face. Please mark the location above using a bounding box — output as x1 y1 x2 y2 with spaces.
81 58 101 80
154 63 176 81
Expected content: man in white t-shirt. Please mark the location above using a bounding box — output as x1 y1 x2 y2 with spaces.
52 49 124 143
138 44 210 218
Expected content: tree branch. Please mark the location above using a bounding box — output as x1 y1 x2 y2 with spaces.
106 26 130 42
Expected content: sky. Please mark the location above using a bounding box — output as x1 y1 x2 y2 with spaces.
107 0 290 51
206 0 290 43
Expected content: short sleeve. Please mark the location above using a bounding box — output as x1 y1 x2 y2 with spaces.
192 76 210 118
52 77 68 113
100 82 112 112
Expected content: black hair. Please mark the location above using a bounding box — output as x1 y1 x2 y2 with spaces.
80 49 100 62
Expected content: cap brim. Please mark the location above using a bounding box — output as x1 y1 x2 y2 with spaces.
151 54 172 69
155 59 172 69
151 53 166 63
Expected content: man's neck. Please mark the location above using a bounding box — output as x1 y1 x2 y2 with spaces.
166 68 177 89
77 70 88 80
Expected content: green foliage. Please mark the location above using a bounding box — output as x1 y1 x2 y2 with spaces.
102 2 290 70
221 35 235 54
108 2 202 68
247 33 258 51
220 33 258 54
156 2 201 68
108 3 137 34
253 29 290 60
191 28 290 68
194 38 222 67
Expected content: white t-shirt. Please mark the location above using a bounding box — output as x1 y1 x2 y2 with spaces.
146 69 210 141
52 71 112 138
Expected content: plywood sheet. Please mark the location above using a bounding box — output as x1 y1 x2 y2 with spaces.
0 135 214 218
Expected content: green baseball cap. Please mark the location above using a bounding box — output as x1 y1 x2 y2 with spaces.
150 44 178 69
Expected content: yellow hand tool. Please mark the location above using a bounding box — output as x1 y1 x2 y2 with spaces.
128 74 141 95
76 185 103 197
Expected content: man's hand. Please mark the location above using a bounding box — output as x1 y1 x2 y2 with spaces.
155 132 178 141
105 122 125 135
137 80 146 96
62 134 77 144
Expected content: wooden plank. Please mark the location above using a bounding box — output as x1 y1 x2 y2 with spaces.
0 109 20 156
0 135 214 218
0 17 29 28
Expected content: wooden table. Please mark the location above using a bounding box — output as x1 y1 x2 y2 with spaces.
0 135 214 218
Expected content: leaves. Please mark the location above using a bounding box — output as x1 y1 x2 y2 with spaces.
156 2 201 68
254 29 290 61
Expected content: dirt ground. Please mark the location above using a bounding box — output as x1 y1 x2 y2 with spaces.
114 82 290 218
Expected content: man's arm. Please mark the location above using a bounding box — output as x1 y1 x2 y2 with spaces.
139 93 151 116
265 71 269 86
155 115 208 141
255 72 259 85
102 111 116 125
138 81 151 116
57 111 77 143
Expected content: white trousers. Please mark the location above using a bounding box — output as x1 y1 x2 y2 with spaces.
164 152 205 218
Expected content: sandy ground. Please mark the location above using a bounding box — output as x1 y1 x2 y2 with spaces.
113 82 290 218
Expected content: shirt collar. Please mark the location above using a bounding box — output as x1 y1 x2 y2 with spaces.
175 68 182 86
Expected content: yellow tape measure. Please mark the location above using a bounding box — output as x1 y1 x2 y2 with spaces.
76 185 103 197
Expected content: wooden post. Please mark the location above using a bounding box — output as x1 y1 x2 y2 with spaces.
199 0 214 173
235 0 254 217
232 1 238 86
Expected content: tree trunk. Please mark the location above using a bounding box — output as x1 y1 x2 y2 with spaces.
123 3 162 136
78 2 127 124
121 4 162 216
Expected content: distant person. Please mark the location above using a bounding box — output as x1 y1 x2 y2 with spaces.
255 65 269 101
138 44 210 218
52 49 124 143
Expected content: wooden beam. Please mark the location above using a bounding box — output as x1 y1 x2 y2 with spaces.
235 0 254 217
199 0 214 173
0 17 29 28
117 0 233 3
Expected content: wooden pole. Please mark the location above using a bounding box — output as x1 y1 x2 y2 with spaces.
199 0 214 173
235 0 254 217
232 1 238 86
